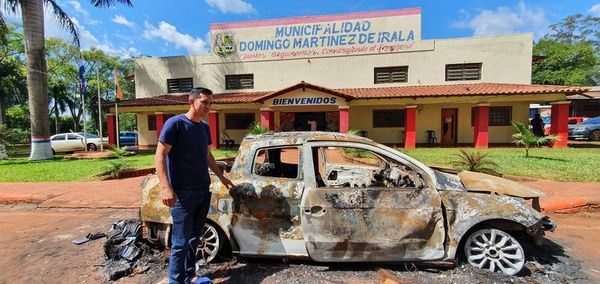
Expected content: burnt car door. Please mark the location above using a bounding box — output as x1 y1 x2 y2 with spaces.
228 145 307 257
301 142 446 261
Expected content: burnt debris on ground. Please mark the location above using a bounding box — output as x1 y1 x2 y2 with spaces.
102 219 168 281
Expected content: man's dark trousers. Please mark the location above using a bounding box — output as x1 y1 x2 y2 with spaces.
169 190 211 284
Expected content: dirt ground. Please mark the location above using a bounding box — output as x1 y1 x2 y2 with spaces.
0 205 598 284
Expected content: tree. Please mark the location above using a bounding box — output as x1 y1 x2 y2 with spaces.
511 122 559 158
0 0 132 160
0 23 26 126
545 14 600 50
532 39 598 86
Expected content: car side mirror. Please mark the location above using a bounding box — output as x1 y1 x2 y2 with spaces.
327 170 338 181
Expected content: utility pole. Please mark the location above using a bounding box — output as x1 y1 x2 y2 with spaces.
97 64 103 152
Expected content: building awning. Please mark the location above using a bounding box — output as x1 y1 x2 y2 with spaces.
113 82 590 108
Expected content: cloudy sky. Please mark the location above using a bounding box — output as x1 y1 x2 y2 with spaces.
4 0 600 58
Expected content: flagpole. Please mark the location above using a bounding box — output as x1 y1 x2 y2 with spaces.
113 69 123 149
82 81 87 152
115 102 120 149
97 64 103 152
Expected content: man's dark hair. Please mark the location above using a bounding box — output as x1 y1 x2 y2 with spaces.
189 87 213 99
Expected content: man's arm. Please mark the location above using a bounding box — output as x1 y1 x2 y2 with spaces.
155 141 176 207
208 151 235 189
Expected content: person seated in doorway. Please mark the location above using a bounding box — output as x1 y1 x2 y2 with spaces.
307 119 318 132
221 130 234 150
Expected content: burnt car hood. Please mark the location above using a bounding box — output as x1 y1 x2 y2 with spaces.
456 171 544 198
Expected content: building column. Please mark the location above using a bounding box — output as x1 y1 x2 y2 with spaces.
404 105 417 148
339 106 349 133
155 113 167 139
107 113 116 145
550 101 570 148
260 108 274 131
473 104 490 148
208 111 219 149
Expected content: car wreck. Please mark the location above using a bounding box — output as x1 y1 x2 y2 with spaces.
140 132 556 276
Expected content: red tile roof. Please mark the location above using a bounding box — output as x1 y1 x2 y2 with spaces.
114 82 590 108
336 83 590 99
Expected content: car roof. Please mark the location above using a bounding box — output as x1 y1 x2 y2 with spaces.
243 131 376 145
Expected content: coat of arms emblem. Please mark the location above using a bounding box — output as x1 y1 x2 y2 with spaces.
213 33 236 58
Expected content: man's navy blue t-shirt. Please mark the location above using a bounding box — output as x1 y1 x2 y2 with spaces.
158 114 212 192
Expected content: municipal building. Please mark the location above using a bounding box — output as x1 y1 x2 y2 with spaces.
108 8 588 149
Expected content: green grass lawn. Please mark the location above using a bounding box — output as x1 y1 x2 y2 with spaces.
0 149 238 182
401 147 600 182
1 146 598 183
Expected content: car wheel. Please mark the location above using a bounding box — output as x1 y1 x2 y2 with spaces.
87 143 97 151
464 228 525 276
590 130 600 141
196 222 221 268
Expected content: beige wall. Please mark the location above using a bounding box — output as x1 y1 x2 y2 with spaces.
135 33 533 96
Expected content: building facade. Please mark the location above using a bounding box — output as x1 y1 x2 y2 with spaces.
111 8 588 148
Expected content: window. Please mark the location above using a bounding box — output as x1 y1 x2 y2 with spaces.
148 114 157 131
254 147 299 179
52 134 66 141
67 134 80 140
373 110 405 128
374 66 408 84
312 146 420 188
445 63 482 81
489 106 512 126
225 113 255 129
167 78 193 93
226 74 254 90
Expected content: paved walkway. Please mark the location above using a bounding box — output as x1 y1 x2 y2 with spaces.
0 176 598 213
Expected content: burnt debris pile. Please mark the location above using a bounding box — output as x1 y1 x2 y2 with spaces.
102 219 168 281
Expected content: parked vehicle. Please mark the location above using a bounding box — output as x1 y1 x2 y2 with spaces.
568 116 600 141
568 116 591 125
140 132 555 276
119 131 138 146
50 132 109 153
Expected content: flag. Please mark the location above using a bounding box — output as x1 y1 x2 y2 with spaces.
114 69 123 101
79 65 86 95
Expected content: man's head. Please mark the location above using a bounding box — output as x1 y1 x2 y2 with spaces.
188 87 213 117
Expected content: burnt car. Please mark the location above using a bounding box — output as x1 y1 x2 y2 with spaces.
140 132 555 276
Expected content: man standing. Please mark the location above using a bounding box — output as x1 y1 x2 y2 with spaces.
155 87 235 284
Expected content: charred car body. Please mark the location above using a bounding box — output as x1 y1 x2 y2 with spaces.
140 132 555 276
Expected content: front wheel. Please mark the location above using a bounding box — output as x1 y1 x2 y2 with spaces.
196 223 222 268
590 130 600 141
464 228 525 276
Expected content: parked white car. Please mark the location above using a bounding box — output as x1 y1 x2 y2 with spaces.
50 132 109 153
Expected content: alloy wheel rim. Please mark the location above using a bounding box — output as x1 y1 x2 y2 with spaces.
465 228 525 276
196 224 220 268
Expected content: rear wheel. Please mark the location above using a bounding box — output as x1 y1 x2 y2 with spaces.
590 130 600 141
464 228 525 276
87 143 97 151
196 223 222 268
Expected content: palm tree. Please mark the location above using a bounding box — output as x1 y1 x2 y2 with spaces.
0 0 132 160
512 121 560 158
451 149 499 175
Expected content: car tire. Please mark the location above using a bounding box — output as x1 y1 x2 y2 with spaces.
196 222 222 269
464 228 525 276
87 143 97 151
590 130 600 141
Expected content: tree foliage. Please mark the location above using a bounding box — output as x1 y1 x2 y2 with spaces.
451 149 499 176
532 39 598 86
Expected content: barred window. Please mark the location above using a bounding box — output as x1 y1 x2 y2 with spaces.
225 113 255 129
226 74 254 90
374 66 408 84
489 106 512 126
148 114 157 130
445 63 482 81
167 78 193 93
373 110 405 128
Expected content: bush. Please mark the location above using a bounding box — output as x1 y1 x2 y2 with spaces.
247 122 269 136
102 159 131 179
5 128 30 144
451 149 500 175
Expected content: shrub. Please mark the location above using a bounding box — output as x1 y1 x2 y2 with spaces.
512 121 560 157
451 149 500 175
247 122 269 136
102 159 131 179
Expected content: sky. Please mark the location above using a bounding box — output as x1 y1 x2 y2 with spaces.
4 0 600 58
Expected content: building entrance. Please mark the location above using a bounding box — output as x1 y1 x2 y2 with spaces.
280 112 339 132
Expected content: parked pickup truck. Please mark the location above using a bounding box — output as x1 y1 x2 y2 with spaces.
140 132 555 276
